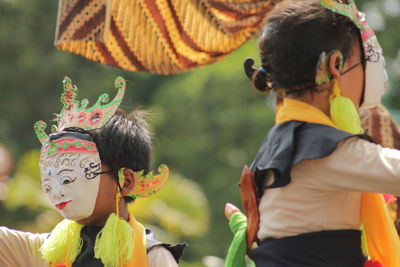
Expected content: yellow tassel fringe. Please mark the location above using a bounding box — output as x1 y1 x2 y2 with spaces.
94 213 134 267
329 80 362 134
40 219 83 265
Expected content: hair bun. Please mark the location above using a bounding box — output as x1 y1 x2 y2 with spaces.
243 57 272 93
243 57 256 80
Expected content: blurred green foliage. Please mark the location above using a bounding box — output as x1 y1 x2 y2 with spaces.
0 0 399 265
132 172 210 238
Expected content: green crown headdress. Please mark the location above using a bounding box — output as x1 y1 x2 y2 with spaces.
34 76 126 144
320 0 374 41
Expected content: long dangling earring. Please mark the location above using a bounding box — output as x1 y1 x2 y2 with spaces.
115 169 125 218
94 168 134 267
329 79 363 134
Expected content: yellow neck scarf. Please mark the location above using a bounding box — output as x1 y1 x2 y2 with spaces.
276 98 400 266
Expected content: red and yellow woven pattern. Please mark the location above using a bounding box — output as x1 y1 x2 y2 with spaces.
55 0 279 74
360 105 400 150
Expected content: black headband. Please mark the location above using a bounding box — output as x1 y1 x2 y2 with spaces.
46 131 94 144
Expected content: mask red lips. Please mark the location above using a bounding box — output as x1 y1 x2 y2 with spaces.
55 200 72 210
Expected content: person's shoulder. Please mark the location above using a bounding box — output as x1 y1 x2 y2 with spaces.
145 229 187 266
336 135 378 152
147 245 178 267
318 135 386 168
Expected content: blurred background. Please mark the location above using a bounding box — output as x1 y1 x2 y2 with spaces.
0 0 399 266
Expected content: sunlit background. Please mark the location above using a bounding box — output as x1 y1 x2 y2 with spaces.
0 0 399 266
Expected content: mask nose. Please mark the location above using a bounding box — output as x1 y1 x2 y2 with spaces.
50 183 65 201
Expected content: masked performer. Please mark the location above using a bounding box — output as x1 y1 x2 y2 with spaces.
0 77 185 267
234 0 400 266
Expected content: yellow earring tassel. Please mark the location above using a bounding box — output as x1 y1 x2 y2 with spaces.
94 213 134 267
94 182 134 267
329 80 363 134
40 219 83 265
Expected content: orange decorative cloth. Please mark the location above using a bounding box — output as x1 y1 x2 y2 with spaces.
125 214 148 267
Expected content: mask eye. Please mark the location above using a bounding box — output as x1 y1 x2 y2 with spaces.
43 184 51 193
61 176 77 185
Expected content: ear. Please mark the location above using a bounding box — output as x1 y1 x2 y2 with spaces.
120 168 135 196
328 50 344 80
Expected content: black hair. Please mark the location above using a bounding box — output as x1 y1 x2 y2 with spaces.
56 109 152 203
88 109 152 174
244 0 360 95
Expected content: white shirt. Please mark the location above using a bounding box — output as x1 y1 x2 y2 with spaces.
258 137 400 240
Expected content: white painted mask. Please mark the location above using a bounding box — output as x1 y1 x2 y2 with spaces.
360 22 388 108
39 133 101 221
320 1 388 108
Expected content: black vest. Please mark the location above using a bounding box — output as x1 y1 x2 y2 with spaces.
250 121 372 195
72 226 186 267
